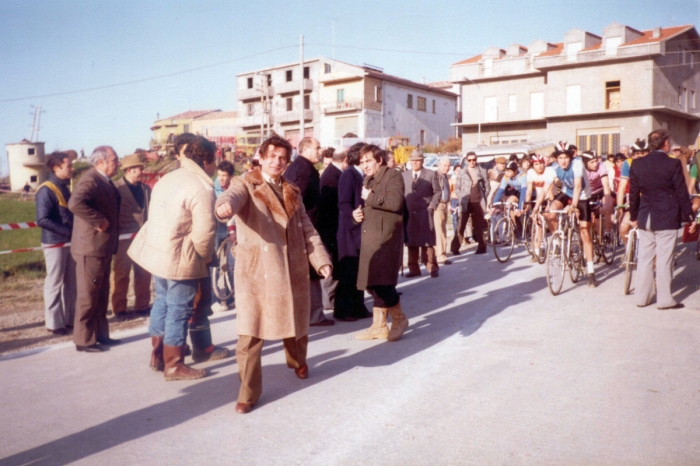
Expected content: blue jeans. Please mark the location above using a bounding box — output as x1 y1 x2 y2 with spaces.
149 277 198 346
450 199 460 235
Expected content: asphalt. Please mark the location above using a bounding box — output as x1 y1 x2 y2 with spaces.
1 240 699 466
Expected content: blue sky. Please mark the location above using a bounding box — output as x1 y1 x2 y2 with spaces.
1 0 698 176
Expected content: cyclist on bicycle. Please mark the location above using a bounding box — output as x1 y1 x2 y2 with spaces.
533 147 597 287
492 161 528 211
616 139 649 247
524 154 555 260
582 150 613 236
690 160 700 214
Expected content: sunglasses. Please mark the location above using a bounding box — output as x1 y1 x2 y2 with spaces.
467 158 477 162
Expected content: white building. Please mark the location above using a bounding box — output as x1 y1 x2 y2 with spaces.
5 139 46 192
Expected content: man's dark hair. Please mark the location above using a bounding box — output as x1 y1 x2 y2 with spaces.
382 150 394 166
259 135 293 162
180 135 216 168
509 153 519 162
322 147 335 159
648 129 670 151
174 133 198 157
45 151 71 173
346 142 366 166
217 160 234 176
251 159 260 168
359 144 383 163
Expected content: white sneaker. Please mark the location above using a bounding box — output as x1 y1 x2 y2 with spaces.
211 302 229 313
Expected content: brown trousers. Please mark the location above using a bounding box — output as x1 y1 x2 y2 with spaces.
407 246 438 275
73 254 112 346
433 202 448 263
236 334 308 404
111 239 152 314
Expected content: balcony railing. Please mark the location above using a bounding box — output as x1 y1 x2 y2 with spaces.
276 79 313 95
237 86 274 101
239 113 273 128
277 109 314 124
323 99 364 113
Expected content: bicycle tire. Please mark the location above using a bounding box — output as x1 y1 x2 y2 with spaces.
599 213 614 265
623 231 637 295
523 214 533 255
568 226 583 284
493 217 515 263
609 221 620 265
483 218 492 247
546 233 566 296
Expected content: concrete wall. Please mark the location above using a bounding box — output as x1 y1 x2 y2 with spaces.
461 75 547 125
6 142 46 191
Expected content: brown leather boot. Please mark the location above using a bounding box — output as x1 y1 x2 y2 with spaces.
355 307 389 340
150 336 164 371
192 345 230 363
163 344 206 381
387 303 408 342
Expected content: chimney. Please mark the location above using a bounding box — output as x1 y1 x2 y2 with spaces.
652 27 661 38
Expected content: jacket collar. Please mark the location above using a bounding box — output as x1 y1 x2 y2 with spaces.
243 168 301 221
179 157 214 187
365 165 388 187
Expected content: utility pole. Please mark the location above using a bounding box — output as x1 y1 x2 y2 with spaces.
30 105 45 142
300 34 304 146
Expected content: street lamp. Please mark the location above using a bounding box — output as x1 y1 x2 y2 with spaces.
463 76 483 147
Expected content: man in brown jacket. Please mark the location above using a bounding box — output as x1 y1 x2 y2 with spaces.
111 153 151 321
215 135 332 414
68 146 121 352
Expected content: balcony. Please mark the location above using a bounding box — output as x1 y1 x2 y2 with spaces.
239 113 273 128
277 110 314 124
323 99 364 114
276 79 313 95
237 86 274 102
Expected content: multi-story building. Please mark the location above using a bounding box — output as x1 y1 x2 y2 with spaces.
236 57 458 148
190 111 238 148
150 109 220 150
449 23 700 154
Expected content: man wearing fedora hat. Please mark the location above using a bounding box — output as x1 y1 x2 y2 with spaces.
402 149 441 277
111 153 152 321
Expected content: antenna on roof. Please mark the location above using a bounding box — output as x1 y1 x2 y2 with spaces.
363 63 384 73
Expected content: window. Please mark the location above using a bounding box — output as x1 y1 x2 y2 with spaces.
484 96 498 122
681 47 687 65
605 37 622 57
303 66 309 79
374 86 382 102
679 86 687 109
267 74 272 86
577 128 621 154
286 97 293 111
28 148 35 155
490 135 528 145
432 99 436 113
337 88 345 103
691 53 695 69
247 104 254 117
606 81 621 110
407 94 413 109
183 124 189 133
530 92 544 118
247 77 254 89
304 94 310 110
417 96 427 111
483 59 493 77
324 63 331 73
691 90 696 109
30 175 37 182
286 70 293 82
566 85 581 114
508 95 517 113
567 42 583 62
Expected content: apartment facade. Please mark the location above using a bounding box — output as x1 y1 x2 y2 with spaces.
237 57 457 148
449 23 700 153
150 110 220 148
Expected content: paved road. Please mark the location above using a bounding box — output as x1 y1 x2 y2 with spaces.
1 241 699 465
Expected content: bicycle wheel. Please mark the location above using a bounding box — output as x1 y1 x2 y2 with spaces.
483 218 492 247
522 214 533 255
546 233 566 296
493 217 515 263
609 221 620 265
212 238 235 301
568 227 583 284
623 231 637 295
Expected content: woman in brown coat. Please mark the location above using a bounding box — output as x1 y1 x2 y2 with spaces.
215 135 332 414
353 145 408 341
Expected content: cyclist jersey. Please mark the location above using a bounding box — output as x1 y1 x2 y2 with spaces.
544 157 591 200
586 162 609 195
527 167 556 196
619 158 633 194
494 172 528 209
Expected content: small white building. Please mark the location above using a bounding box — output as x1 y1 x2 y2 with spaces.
6 139 46 192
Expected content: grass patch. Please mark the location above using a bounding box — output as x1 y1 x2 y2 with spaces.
0 193 46 280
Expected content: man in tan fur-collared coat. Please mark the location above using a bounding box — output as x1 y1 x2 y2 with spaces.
215 135 332 414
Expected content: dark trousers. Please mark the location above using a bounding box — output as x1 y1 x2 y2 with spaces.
451 202 486 254
73 254 112 346
236 334 308 405
334 256 369 319
407 246 438 275
367 285 400 308
190 276 214 350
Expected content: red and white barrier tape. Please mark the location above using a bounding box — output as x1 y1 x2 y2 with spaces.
0 232 137 255
0 222 38 231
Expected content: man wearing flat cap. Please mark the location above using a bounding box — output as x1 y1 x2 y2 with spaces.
402 149 441 277
111 153 152 321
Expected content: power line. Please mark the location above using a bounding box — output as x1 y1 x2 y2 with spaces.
0 45 298 104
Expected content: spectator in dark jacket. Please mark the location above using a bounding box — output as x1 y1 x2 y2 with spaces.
283 137 334 326
36 151 76 335
335 142 371 321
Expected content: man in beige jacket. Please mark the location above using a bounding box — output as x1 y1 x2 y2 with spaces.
215 134 332 414
129 135 217 381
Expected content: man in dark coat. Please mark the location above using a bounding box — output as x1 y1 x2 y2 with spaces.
402 150 441 278
451 152 490 255
283 137 334 326
316 148 347 312
335 143 371 321
354 145 408 341
68 146 121 352
630 128 695 309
